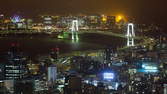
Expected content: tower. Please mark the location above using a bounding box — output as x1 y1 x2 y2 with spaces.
43 16 52 30
127 23 135 47
71 20 79 41
48 64 57 83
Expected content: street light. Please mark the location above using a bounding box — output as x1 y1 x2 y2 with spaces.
116 15 124 22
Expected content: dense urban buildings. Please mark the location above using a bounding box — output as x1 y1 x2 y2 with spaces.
0 13 166 94
0 0 167 94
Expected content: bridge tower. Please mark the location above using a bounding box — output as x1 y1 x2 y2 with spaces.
126 23 135 47
71 20 79 41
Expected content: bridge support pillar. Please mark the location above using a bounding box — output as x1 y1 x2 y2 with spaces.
127 23 135 47
71 20 79 41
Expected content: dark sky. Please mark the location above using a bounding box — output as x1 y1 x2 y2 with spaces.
0 0 167 25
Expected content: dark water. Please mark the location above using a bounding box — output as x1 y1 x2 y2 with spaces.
0 33 126 57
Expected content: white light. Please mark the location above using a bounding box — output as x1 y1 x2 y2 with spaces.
84 80 89 84
142 64 158 70
92 80 98 86
127 23 135 47
45 26 52 30
71 20 79 31
115 82 119 90
58 85 64 88
108 86 113 89
144 66 157 70
71 20 79 41
144 69 158 72
103 73 114 80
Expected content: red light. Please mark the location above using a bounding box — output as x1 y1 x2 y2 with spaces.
51 47 59 51
11 43 16 47
11 43 20 47
56 47 59 51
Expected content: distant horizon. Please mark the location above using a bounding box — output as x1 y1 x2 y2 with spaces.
1 12 166 25
0 0 166 26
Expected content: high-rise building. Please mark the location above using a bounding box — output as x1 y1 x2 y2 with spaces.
0 45 28 80
48 64 57 82
43 16 53 30
104 48 115 65
0 14 5 29
87 15 101 28
0 45 28 94
106 16 116 29
26 19 33 29
0 55 5 80
5 48 27 80
34 80 48 92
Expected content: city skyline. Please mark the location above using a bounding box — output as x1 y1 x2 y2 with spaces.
0 1 167 94
0 0 166 25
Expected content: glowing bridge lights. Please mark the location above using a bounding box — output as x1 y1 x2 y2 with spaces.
71 20 79 42
126 23 135 47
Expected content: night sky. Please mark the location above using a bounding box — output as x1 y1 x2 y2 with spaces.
0 0 167 25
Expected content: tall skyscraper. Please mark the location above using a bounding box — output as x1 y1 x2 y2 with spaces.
48 64 57 82
5 46 27 80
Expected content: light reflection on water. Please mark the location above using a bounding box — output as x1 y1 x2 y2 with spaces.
0 33 125 57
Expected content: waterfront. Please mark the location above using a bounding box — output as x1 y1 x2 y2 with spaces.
0 32 125 57
0 13 164 94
